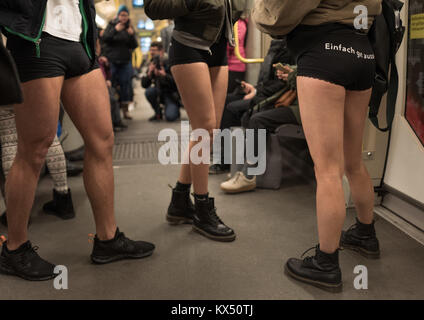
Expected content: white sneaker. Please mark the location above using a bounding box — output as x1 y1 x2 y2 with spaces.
220 171 256 194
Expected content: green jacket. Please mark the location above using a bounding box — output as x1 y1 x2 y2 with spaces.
252 0 382 37
144 0 249 47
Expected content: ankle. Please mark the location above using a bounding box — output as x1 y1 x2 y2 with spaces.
175 181 191 192
96 226 117 241
6 239 27 252
355 217 376 236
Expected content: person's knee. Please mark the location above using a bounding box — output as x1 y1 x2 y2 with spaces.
18 134 56 170
248 114 266 130
314 162 344 182
345 160 365 178
86 130 115 158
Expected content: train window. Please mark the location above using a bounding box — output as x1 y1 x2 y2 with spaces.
406 0 424 145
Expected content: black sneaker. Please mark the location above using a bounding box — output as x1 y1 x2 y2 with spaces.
91 228 155 264
285 245 342 293
0 240 56 281
340 218 380 259
43 188 75 220
167 185 195 225
192 196 236 242
209 164 230 175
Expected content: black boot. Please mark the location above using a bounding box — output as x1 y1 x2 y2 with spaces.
192 195 236 242
340 218 380 259
42 188 75 220
285 245 342 293
167 185 195 225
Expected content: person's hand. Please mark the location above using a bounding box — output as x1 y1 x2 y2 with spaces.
106 80 112 88
98 56 108 65
127 26 134 35
115 23 125 32
241 81 256 100
276 65 294 81
147 63 155 77
154 67 166 78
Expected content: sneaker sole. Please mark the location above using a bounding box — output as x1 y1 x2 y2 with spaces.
192 225 236 242
339 243 380 259
91 249 155 265
221 184 256 194
166 214 193 225
284 264 343 293
0 258 56 281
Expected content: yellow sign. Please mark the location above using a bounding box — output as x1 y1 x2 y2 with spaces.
410 13 424 39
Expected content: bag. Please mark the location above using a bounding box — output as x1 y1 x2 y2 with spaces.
0 38 22 106
275 89 297 108
368 0 405 132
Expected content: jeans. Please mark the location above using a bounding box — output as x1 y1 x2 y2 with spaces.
111 62 133 103
145 87 180 122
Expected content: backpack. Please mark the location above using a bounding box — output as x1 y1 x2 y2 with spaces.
368 0 406 132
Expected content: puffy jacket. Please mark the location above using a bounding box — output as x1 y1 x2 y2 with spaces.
144 0 249 48
0 0 97 62
102 19 138 64
253 0 382 37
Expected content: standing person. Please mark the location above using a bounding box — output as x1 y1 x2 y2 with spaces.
0 107 76 225
145 0 249 242
227 15 248 93
0 0 155 281
103 5 138 120
253 0 382 292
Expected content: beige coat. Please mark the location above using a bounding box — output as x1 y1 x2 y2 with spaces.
252 0 382 37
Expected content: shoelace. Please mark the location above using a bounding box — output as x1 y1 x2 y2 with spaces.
231 172 242 184
301 245 319 259
209 206 224 225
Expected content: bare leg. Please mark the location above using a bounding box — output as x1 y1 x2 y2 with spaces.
6 77 63 250
343 89 375 224
171 63 217 194
297 77 346 254
61 69 116 240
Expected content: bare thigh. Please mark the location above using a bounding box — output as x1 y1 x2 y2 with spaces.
14 77 64 154
171 63 216 130
61 69 113 148
296 77 346 174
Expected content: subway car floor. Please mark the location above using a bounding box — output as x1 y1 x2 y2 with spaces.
0 87 423 300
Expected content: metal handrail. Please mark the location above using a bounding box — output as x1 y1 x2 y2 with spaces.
233 21 264 64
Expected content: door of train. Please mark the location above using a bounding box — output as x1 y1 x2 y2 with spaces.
375 0 424 243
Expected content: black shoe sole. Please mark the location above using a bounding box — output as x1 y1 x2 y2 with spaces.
43 208 75 220
339 243 380 259
166 214 193 225
0 258 56 281
91 249 155 265
192 225 236 242
284 263 343 293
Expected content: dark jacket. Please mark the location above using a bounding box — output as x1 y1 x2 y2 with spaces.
0 0 97 62
0 35 22 105
141 56 177 94
102 19 138 64
144 0 247 47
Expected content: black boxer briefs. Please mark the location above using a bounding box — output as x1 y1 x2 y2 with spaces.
288 23 376 91
6 32 98 83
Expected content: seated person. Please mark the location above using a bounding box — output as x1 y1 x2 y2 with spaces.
141 42 180 122
210 38 295 174
220 65 308 193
